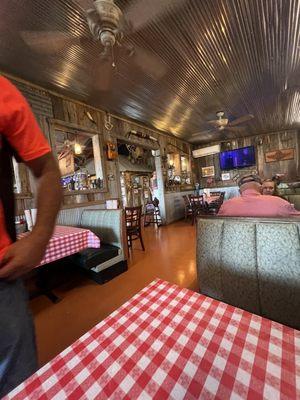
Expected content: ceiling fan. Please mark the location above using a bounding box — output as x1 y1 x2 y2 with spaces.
20 0 184 90
190 111 254 140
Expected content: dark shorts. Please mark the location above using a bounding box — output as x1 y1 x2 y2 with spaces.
0 280 37 398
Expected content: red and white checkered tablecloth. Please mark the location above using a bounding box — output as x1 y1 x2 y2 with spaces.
19 225 100 267
6 279 300 399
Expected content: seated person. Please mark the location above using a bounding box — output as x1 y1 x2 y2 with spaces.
262 179 277 195
218 174 300 217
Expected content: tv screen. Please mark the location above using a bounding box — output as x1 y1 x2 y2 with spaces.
219 146 256 170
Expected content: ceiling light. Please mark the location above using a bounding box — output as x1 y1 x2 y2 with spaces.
74 143 82 155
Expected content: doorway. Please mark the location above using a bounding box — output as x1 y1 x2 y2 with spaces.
117 141 156 209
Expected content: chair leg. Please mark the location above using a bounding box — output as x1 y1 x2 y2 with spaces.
139 231 145 251
144 214 149 227
127 234 132 249
191 211 196 226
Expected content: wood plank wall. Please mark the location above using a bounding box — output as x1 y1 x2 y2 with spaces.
196 130 300 188
9 74 193 214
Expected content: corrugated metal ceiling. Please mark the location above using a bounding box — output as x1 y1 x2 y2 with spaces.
0 0 299 144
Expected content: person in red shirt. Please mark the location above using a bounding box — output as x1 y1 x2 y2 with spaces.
218 175 300 217
0 76 62 397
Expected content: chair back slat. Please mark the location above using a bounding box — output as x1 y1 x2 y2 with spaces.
183 195 191 206
125 206 142 228
125 206 145 251
189 195 204 207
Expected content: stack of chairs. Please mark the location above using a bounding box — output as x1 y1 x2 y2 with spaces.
144 197 162 228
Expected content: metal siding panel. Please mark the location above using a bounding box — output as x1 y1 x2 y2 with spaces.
0 0 299 143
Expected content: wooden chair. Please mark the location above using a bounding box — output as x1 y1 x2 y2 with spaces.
189 195 208 224
125 206 145 251
183 195 193 221
209 191 223 197
206 192 225 215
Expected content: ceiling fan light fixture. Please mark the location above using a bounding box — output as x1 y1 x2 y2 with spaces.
93 0 123 29
100 29 116 48
216 111 225 118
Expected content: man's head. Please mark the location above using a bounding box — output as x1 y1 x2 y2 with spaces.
238 174 262 194
262 179 276 195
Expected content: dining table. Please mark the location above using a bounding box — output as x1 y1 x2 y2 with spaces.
19 225 101 267
19 225 100 302
5 279 300 399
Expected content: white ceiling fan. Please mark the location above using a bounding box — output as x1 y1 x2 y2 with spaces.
190 111 254 141
20 0 184 90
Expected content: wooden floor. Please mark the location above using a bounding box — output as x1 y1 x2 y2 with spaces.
30 220 197 367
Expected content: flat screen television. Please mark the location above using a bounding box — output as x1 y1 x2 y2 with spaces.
219 146 256 170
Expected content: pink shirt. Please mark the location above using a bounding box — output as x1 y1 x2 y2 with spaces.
218 189 300 217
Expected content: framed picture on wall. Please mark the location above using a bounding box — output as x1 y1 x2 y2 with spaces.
201 166 215 177
221 172 231 181
107 141 118 160
265 148 294 163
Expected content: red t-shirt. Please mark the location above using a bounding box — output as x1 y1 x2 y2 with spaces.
0 76 51 260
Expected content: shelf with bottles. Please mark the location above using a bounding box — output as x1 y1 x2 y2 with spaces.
61 169 104 192
165 166 193 190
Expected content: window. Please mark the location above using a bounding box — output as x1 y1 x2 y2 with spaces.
50 121 106 192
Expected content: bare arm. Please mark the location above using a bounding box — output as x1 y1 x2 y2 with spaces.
27 153 62 246
0 153 62 279
281 202 300 217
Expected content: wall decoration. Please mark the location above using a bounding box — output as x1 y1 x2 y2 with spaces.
127 144 144 164
206 177 215 186
232 174 240 182
104 112 114 131
58 150 75 176
126 130 158 144
107 174 115 181
265 148 294 163
221 172 231 181
202 166 215 177
106 142 118 160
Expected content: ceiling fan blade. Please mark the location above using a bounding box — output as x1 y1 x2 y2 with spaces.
92 59 113 91
207 118 229 127
224 126 246 133
21 31 79 54
133 45 167 80
191 129 215 137
123 0 185 33
207 119 219 126
228 114 254 126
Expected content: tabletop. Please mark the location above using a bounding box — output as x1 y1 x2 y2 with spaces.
19 225 100 266
6 279 300 399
